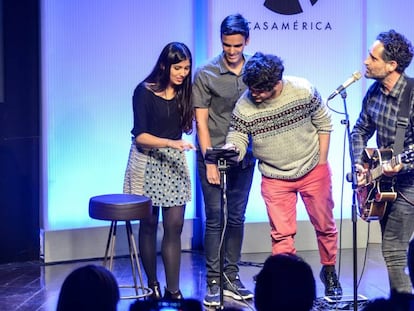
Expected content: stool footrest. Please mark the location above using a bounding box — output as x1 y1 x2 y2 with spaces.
101 219 152 299
89 194 153 300
118 286 153 300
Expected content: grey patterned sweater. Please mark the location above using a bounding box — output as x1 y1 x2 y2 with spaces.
226 76 333 180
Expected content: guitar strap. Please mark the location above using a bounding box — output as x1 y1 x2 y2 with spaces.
393 77 414 154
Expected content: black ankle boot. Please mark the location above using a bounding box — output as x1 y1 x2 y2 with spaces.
163 287 183 300
320 265 343 299
148 281 162 300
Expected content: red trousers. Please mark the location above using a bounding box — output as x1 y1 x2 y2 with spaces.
261 163 338 265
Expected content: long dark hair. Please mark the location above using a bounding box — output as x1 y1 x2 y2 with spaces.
144 42 194 134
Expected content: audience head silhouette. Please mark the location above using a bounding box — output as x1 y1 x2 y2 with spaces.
408 237 414 287
56 264 120 311
362 238 414 311
255 253 316 311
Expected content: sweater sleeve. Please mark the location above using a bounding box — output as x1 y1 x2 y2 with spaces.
310 87 333 134
226 100 249 161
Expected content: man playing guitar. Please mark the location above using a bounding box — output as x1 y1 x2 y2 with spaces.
351 29 414 295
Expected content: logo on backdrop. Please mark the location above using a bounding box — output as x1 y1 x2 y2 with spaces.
249 0 331 31
264 0 319 15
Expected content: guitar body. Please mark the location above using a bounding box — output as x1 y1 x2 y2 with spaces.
356 178 396 221
356 145 414 221
357 148 396 221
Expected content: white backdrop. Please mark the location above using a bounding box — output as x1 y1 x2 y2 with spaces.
41 0 195 230
207 0 364 222
41 0 414 231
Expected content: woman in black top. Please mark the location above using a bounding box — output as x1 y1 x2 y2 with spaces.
123 42 195 299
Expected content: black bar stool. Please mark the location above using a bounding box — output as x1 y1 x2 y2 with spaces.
89 193 153 299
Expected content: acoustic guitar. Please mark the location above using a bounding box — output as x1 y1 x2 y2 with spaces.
356 145 414 221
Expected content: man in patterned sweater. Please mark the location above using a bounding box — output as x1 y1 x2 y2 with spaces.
225 52 342 299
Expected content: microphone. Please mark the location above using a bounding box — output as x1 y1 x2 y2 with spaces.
327 71 362 100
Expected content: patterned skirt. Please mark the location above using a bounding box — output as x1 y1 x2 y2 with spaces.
123 142 191 207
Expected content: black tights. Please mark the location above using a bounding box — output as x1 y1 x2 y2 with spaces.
139 205 185 292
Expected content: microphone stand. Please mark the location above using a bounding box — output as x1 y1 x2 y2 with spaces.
218 157 228 310
338 90 359 311
204 148 239 310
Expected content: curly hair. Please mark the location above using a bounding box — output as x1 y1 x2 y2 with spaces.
377 29 414 73
242 52 284 91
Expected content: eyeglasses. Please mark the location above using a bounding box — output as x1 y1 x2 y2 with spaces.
249 87 273 95
249 81 279 94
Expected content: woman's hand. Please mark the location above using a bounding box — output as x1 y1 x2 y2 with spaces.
167 139 196 151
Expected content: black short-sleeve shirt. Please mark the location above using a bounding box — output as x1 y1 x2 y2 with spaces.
131 83 182 140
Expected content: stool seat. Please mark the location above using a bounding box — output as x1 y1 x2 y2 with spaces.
88 193 153 300
89 194 152 221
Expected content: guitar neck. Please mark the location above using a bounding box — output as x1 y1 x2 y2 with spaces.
370 165 383 181
363 145 414 184
369 154 401 181
390 155 402 168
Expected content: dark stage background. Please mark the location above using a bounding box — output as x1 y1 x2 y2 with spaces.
0 0 40 263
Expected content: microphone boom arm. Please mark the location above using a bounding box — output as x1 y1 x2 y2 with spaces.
328 71 362 101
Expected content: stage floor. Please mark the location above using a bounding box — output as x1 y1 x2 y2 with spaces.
0 244 390 310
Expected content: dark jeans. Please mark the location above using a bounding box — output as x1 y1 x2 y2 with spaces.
380 178 414 293
197 150 255 284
